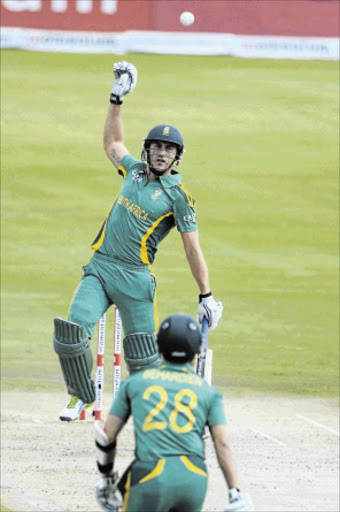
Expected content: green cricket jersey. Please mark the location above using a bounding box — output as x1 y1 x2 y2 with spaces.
91 154 197 266
110 362 227 461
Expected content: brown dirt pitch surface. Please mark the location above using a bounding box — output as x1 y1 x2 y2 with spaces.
1 392 339 512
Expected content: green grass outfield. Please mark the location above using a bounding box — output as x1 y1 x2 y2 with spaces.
1 50 339 396
0 502 10 512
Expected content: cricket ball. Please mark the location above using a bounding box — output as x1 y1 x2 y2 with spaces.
180 11 195 26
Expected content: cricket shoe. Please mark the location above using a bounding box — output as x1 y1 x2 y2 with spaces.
59 395 93 422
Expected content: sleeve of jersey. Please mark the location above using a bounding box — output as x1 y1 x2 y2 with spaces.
108 379 131 422
207 388 227 427
173 187 198 233
118 154 141 179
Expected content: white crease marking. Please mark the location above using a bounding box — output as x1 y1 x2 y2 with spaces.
251 429 287 446
296 414 339 436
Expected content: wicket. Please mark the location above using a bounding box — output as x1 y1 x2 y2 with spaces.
80 307 122 421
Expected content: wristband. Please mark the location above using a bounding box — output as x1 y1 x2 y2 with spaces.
110 93 123 105
95 439 117 453
199 292 212 302
97 461 114 475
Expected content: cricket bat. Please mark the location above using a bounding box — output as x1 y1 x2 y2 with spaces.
196 318 213 439
196 317 213 385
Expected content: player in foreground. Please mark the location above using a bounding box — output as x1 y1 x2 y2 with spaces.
54 61 223 421
94 313 253 512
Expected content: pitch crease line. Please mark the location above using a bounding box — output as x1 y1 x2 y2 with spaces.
251 429 286 446
296 414 339 436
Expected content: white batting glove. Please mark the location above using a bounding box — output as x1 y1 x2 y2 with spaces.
110 61 138 105
224 488 254 512
198 292 223 330
95 473 122 512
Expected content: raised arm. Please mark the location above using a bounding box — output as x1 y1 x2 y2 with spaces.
103 61 138 169
103 104 128 168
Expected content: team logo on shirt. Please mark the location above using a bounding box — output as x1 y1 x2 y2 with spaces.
132 170 143 183
151 188 164 200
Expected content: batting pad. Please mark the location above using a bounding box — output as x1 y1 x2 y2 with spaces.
123 333 162 374
53 317 96 404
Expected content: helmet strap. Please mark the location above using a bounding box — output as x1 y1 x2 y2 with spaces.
146 149 176 176
149 166 167 177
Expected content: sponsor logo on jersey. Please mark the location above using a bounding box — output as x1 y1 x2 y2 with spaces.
183 213 196 224
151 188 164 200
132 169 143 183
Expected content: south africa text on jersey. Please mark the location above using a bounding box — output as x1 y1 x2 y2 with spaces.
143 368 203 386
117 195 149 220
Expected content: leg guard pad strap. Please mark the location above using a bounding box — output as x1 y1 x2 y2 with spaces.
123 333 162 374
53 317 96 403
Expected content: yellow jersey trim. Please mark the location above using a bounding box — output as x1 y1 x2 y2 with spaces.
140 212 173 264
139 459 166 484
118 165 127 178
91 222 107 251
180 456 208 477
91 197 117 251
177 183 195 207
122 471 131 512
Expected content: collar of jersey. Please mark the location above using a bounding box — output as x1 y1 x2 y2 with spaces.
160 361 195 373
159 170 182 188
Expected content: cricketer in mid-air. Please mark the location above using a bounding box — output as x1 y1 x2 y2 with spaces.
53 61 223 421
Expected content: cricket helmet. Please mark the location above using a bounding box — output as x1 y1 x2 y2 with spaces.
141 124 185 168
156 313 202 363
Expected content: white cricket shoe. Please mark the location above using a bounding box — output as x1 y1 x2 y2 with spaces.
59 395 92 422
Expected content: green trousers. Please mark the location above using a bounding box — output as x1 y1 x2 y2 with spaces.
69 252 157 338
120 456 208 512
